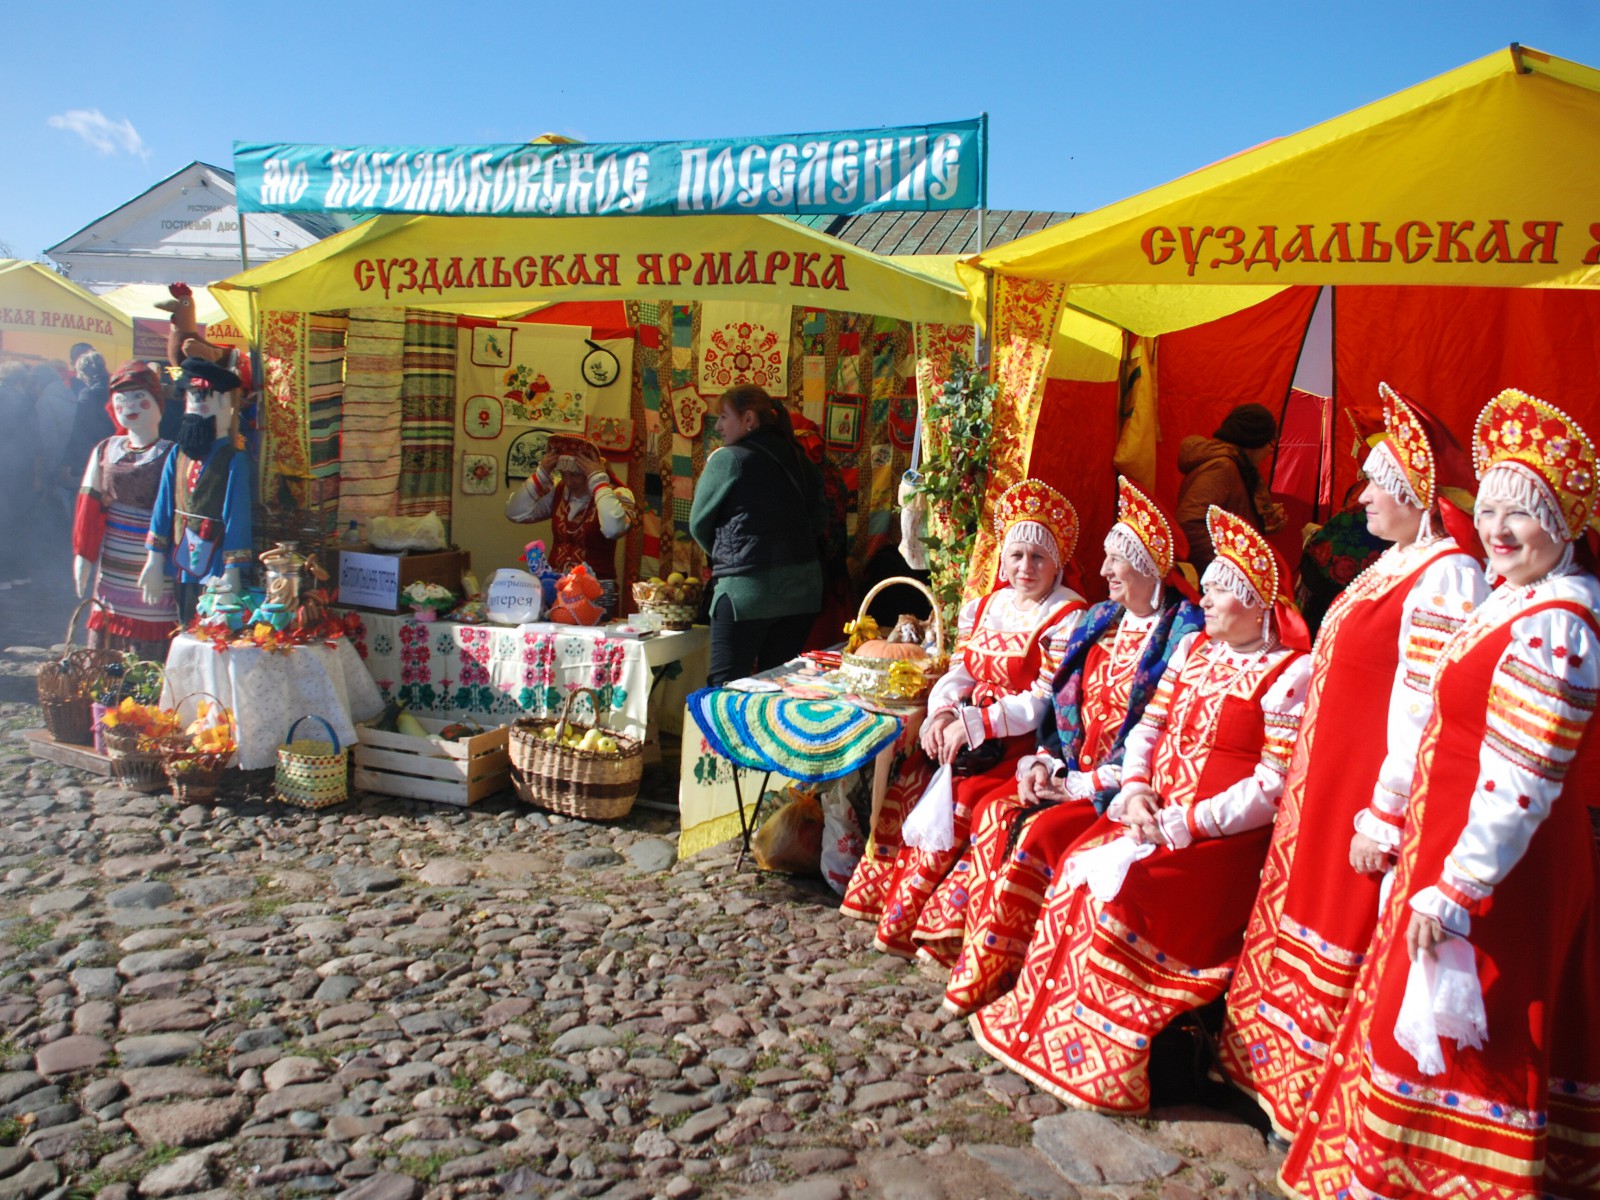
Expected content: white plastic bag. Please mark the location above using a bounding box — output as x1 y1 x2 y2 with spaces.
1064 836 1156 902
820 780 866 895
901 764 955 852
369 512 447 552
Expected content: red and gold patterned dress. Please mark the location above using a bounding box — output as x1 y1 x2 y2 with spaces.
935 609 1163 1012
1217 536 1487 1137
971 631 1309 1114
839 585 1085 948
1279 568 1600 1200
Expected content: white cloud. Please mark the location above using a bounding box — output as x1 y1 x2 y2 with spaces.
47 108 150 159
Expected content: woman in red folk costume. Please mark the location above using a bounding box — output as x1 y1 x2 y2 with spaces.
929 477 1204 1016
841 481 1088 951
1280 390 1600 1200
971 506 1311 1115
505 433 638 614
1218 386 1490 1141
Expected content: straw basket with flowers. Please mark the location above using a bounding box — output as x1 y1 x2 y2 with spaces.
99 697 181 793
158 694 237 804
834 577 948 704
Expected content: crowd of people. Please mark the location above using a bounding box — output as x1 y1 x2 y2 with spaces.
823 385 1600 1200
0 342 123 589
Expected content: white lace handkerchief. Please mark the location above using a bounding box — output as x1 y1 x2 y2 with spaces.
1064 836 1156 903
902 764 955 852
1394 937 1487 1076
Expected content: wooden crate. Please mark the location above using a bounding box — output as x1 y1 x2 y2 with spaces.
352 718 511 807
22 728 114 776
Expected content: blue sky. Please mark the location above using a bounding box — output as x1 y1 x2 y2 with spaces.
2 0 1595 262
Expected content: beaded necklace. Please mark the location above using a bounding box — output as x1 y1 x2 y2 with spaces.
1169 640 1272 758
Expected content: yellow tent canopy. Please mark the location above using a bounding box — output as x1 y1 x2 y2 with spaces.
212 212 972 335
0 260 133 365
962 45 1600 335
100 283 231 328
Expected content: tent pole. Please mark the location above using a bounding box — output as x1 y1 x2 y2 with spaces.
238 213 250 274
973 209 988 368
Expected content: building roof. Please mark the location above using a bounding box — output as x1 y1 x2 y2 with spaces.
791 209 1075 257
45 161 350 256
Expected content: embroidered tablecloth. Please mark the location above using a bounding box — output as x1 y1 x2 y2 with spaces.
161 634 385 771
348 613 708 741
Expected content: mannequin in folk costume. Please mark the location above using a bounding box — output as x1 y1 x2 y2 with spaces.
971 506 1312 1115
72 361 180 659
933 477 1205 1017
1218 386 1489 1141
841 480 1088 955
1280 390 1600 1200
506 433 637 615
139 357 253 621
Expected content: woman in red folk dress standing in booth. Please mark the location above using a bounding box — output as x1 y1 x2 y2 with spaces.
1279 389 1600 1200
1217 386 1490 1141
971 506 1311 1115
840 480 1087 953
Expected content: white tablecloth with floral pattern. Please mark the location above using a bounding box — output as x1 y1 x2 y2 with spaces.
161 634 385 771
347 614 709 741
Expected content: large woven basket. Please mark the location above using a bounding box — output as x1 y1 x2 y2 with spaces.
275 715 349 810
837 577 948 703
509 686 643 820
37 598 121 746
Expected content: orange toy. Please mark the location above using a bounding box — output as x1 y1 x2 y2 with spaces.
549 564 605 626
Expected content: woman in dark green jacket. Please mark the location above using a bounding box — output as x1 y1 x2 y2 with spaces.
690 385 827 685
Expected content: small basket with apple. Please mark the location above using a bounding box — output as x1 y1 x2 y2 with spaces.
508 686 643 820
631 572 704 631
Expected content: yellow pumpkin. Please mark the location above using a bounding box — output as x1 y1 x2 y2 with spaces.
853 639 928 662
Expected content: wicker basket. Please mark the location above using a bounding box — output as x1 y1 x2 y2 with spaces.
103 726 167 794
37 599 122 746
631 579 703 631
508 686 643 820
92 661 166 754
837 577 948 703
275 715 349 810
160 691 235 805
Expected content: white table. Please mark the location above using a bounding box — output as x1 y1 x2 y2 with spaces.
161 634 385 770
347 614 709 748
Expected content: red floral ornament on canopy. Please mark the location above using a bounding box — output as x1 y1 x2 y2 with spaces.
1472 387 1600 539
702 319 784 391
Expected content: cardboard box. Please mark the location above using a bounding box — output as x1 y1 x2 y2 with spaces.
337 548 472 613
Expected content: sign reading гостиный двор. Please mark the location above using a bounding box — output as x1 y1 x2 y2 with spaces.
233 119 985 218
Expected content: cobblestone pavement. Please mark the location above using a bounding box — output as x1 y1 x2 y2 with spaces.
0 636 1284 1200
